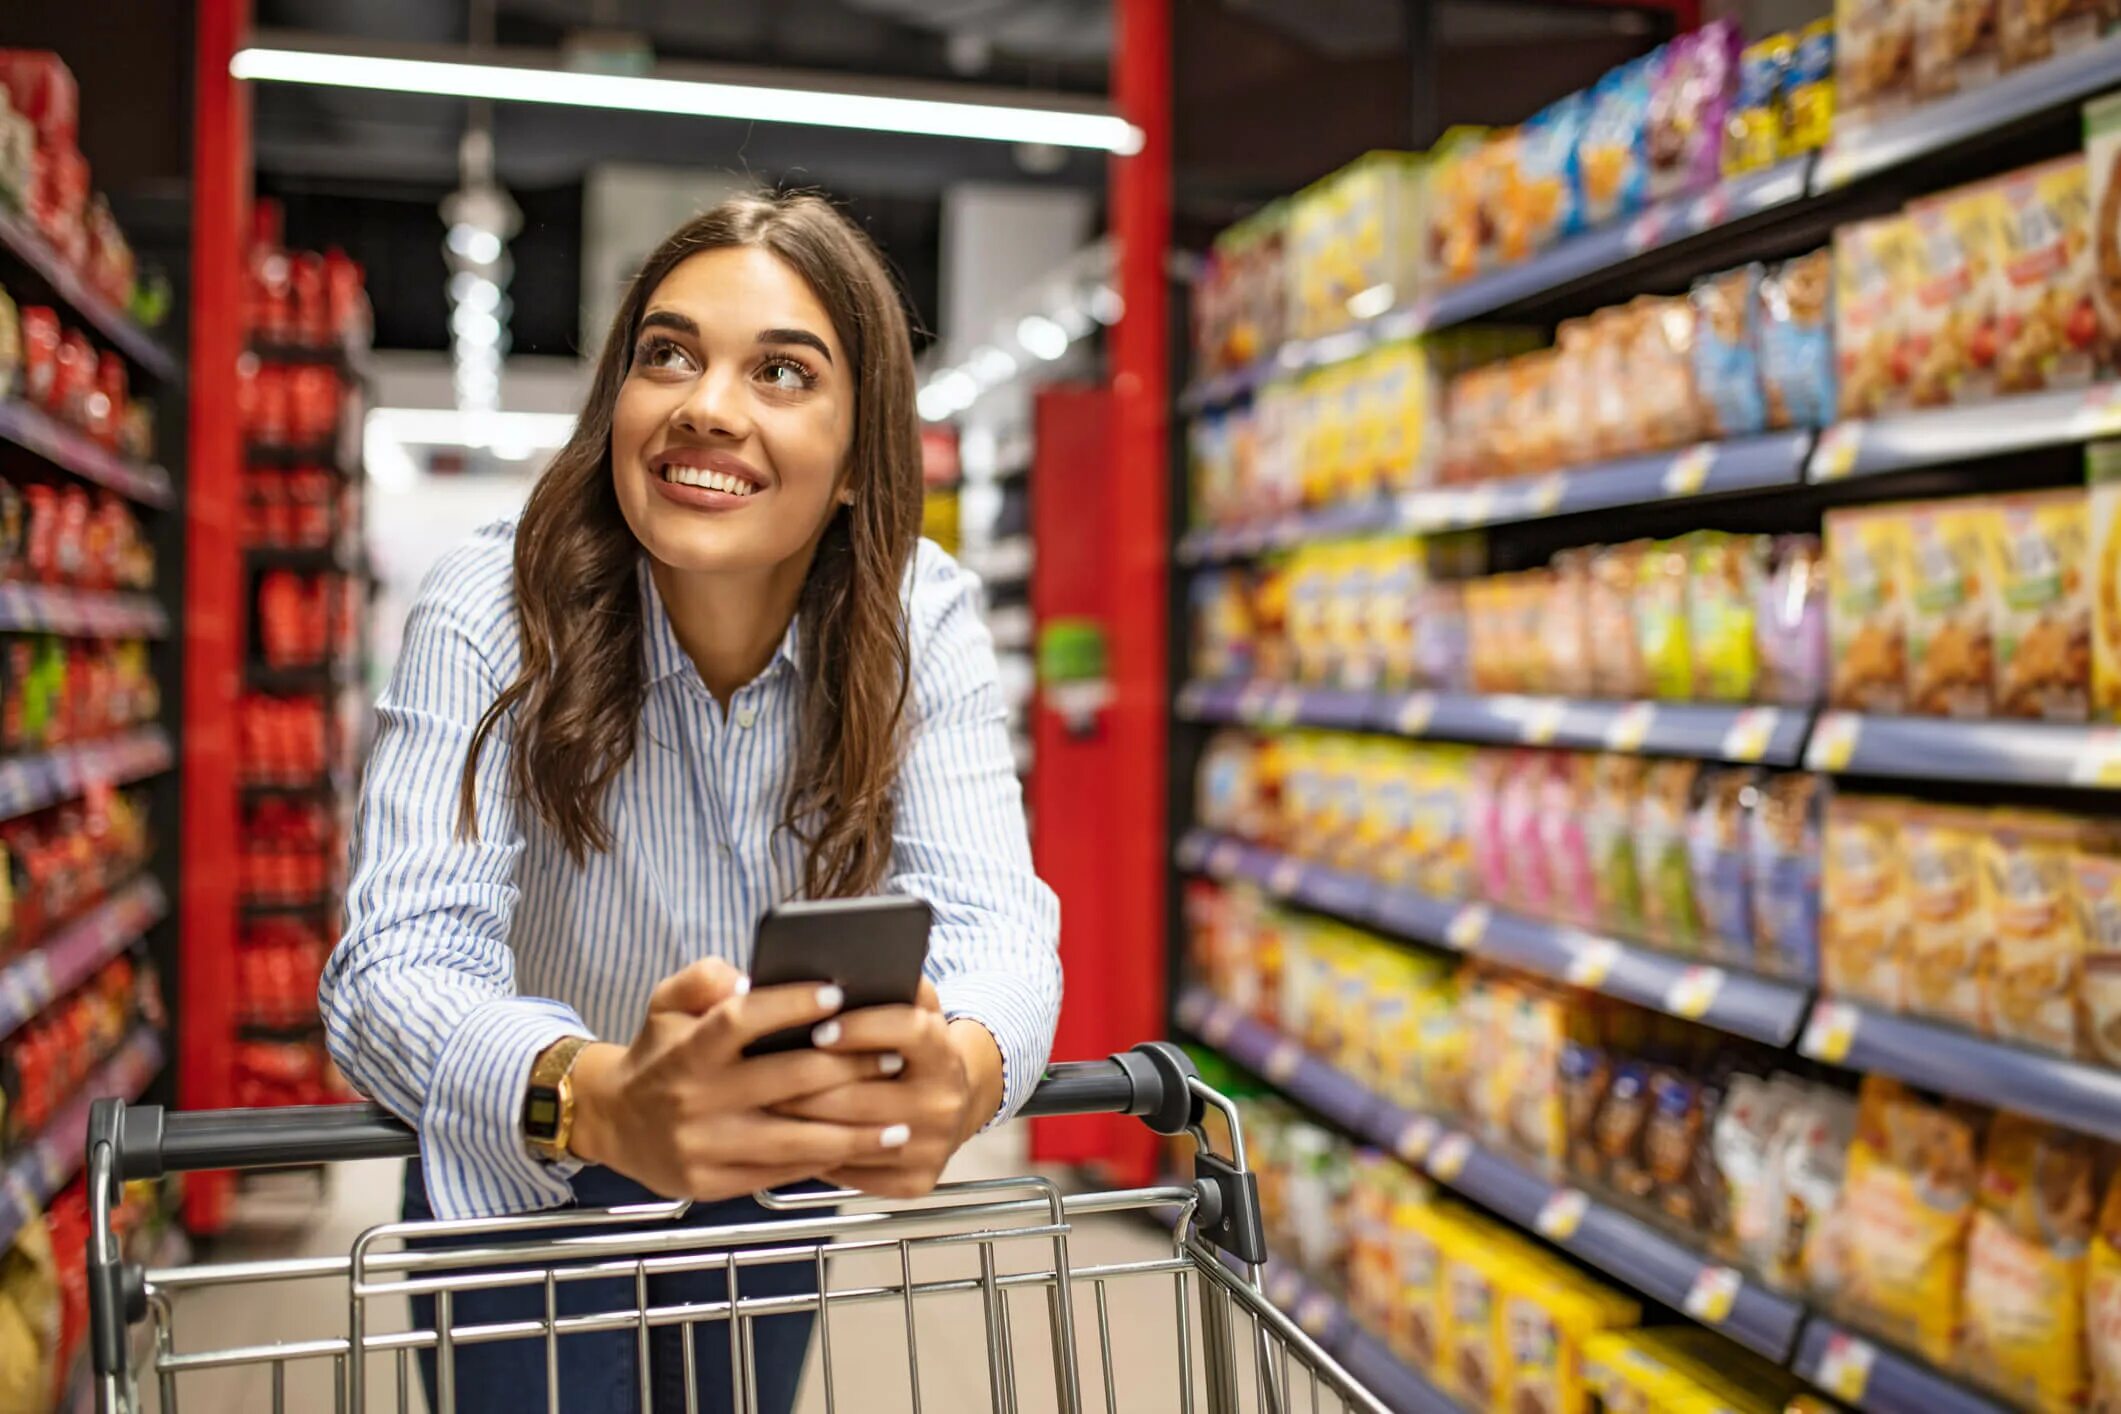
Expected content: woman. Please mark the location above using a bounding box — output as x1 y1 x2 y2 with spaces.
321 191 1061 1412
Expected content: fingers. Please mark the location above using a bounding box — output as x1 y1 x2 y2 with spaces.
737 1048 904 1108
809 1004 949 1061
717 1113 912 1169
915 978 941 1011
692 981 848 1060
768 1080 918 1127
650 958 748 1015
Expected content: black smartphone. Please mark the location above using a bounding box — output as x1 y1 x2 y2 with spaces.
740 895 933 1056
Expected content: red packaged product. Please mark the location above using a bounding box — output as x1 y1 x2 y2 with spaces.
0 51 78 146
89 352 126 448
19 306 59 408
52 330 94 426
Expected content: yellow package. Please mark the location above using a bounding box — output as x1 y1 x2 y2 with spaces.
1899 805 1992 1033
1635 540 1696 702
2092 442 2121 722
1992 156 2097 396
1368 341 1430 493
2078 847 2121 1067
1365 537 1424 689
1904 180 2006 408
1903 498 1997 717
1322 542 1374 689
1436 1221 1533 1408
1837 1076 1979 1366
1980 810 2085 1056
1821 795 1911 1011
1835 217 1914 420
1415 743 1476 901
1394 1201 1486 1372
1496 1256 1641 1414
2088 1165 2121 1409
1826 505 1913 713
1786 19 1837 156
1959 1112 2096 1409
1991 488 2092 722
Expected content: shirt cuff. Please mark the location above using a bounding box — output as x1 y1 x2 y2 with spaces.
419 995 594 1220
936 975 1054 1133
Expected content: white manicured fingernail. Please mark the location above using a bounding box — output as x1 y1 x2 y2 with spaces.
816 984 844 1011
733 975 750 996
812 1019 842 1047
880 1124 911 1149
878 1052 906 1076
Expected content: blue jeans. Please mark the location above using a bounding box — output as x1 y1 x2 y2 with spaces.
401 1161 819 1414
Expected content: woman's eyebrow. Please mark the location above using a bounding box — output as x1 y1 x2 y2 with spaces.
759 328 834 365
639 309 699 337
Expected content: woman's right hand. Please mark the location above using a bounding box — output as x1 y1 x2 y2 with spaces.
566 959 909 1201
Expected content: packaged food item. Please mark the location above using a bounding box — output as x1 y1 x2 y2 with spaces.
1588 754 1647 939
1905 181 2006 408
1643 1070 1718 1233
1758 534 1829 706
1689 532 1763 702
1992 155 2098 395
1688 768 1759 960
1715 1072 1798 1268
1724 35 1793 176
1393 1199 1463 1370
1838 0 1918 125
1436 1218 1511 1406
1585 306 1640 459
1545 549 1595 700
2080 850 2121 1066
2089 93 2121 373
2000 0 2110 67
1913 0 2002 97
1496 1255 1641 1414
1636 297 1709 452
1903 497 1997 717
1991 488 2091 722
1647 21 1741 202
1543 754 1600 931
1758 249 1837 429
2093 443 2121 720
1579 52 1660 229
1634 539 1695 703
1899 806 1992 1032
1765 1082 1859 1299
1960 1113 2097 1409
1826 505 1912 713
1692 267 1768 439
1786 20 1839 157
1822 794 1911 1010
1836 216 1921 419
1511 93 1587 258
1597 1062 1657 1203
1750 773 1824 980
1982 811 2086 1055
1636 759 1703 951
1588 542 1651 699
1837 1076 1979 1365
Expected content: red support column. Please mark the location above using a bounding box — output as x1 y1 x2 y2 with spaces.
182 0 251 1232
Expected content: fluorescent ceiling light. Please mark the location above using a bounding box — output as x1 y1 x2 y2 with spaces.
232 46 1143 154
367 406 578 451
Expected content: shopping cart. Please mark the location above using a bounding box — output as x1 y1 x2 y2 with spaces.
83 1042 1395 1414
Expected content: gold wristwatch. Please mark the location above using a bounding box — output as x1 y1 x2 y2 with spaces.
523 1035 593 1162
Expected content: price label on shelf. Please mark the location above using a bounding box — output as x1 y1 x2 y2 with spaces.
1175 991 1208 1030
2071 729 2121 788
1812 423 1863 481
1263 1039 1303 1084
1808 712 1863 772
1605 702 1657 753
1626 206 1671 254
1296 1293 1334 1336
1396 1116 1441 1164
1800 1000 1863 1064
1522 699 1567 745
1690 186 1732 231
1719 707 1780 763
1536 1188 1589 1241
1531 473 1566 516
1661 444 1717 498
2074 381 2121 439
1207 840 1242 877
1268 856 1305 897
1461 484 1498 526
1235 683 1276 722
1176 684 1206 719
1201 1003 1239 1046
1265 688 1304 727
1565 938 1622 991
1664 966 1725 1021
1395 692 1438 736
1814 1331 1877 1401
1428 1132 1473 1182
1268 1269 1302 1307
1446 904 1492 952
1683 1265 1743 1325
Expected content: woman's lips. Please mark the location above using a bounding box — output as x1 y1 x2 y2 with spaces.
649 453 766 512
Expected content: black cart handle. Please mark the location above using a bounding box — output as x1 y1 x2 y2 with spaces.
88 1042 1200 1186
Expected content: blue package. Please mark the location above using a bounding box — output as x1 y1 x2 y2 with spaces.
1579 50 1661 227
1686 767 1759 962
1747 773 1821 982
1516 91 1589 253
1756 249 1836 429
1692 265 1769 437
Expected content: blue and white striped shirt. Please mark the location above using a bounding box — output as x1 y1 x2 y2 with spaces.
321 520 1061 1220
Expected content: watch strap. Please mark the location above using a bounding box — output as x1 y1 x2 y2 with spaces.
524 1034 593 1161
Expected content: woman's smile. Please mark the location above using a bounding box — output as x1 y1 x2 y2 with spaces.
650 447 769 510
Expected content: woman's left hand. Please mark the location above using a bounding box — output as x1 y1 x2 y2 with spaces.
770 980 1004 1198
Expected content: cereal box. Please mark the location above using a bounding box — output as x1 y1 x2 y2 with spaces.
1836 0 1917 126
2077 848 2121 1066
1496 1256 1641 1414
1991 488 2091 722
1835 217 1917 419
1993 155 2097 395
1436 1218 1515 1406
1898 805 1991 1031
1903 498 1996 717
2093 442 2121 720
1981 811 2087 1055
1826 505 1912 713
1960 1114 2097 1410
2000 0 2110 68
1821 794 1911 1010
1908 181 2007 408
1912 0 2001 98
1836 1077 1978 1366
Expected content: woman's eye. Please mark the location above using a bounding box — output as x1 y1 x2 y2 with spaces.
759 358 815 391
634 337 695 373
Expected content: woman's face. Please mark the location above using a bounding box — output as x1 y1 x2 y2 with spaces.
611 246 855 578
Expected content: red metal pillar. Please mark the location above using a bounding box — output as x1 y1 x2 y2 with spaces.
182 0 250 1232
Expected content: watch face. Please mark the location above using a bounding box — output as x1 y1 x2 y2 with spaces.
526 1093 560 1136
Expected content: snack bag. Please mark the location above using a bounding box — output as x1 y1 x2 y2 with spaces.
1689 532 1764 702
1724 35 1793 176
1542 753 1600 929
1597 1062 1658 1203
1758 533 1829 706
1589 754 1648 937
1393 1200 1463 1370
1692 266 1769 439
1562 1039 1614 1182
1767 1082 1859 1300
1837 0 1917 125
1634 538 1695 702
1758 249 1837 428
1899 806 1993 1032
1904 497 1997 717
2091 1163 2121 1408
1993 155 2098 395
1837 1077 1979 1366
1960 1113 2097 1409
1497 1257 1642 1414
1982 811 2087 1055
1635 296 1709 452
1785 20 1839 157
1644 1070 1718 1234
1750 773 1824 980
2080 849 2121 1067
2000 0 2109 67
1913 0 2001 97
1836 217 1920 419
1579 52 1660 228
1991 488 2091 722
1512 93 1587 258
1905 181 2006 408
1499 750 1555 918
1648 21 1741 201
1546 548 1596 699
2087 94 2121 373
1636 759 1703 950
1826 505 1912 713
1589 542 1651 698
1714 1072 1799 1268
1688 768 1760 960
1436 1218 1513 1405
2092 442 2121 721
1822 794 1910 1010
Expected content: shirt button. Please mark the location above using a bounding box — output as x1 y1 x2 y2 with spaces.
718 842 733 857
735 705 757 729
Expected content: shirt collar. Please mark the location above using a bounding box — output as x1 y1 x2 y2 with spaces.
638 558 802 687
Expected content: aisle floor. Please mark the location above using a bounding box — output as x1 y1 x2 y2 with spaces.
135 1131 1202 1414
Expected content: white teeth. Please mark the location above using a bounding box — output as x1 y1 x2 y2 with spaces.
662 464 756 496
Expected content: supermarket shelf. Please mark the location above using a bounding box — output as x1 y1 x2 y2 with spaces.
1179 830 1815 1046
0 399 176 508
1799 999 2121 1144
242 895 339 921
0 877 167 1045
1410 430 1813 532
1791 1319 2011 1414
0 208 180 383
0 727 173 824
245 543 365 577
0 1026 163 1253
1809 383 2121 482
0 583 168 639
1336 1323 1463 1414
1817 31 2121 190
1177 681 1811 768
1804 711 2121 789
1174 986 1807 1362
248 338 373 381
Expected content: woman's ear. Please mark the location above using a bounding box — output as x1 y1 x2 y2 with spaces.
837 487 855 505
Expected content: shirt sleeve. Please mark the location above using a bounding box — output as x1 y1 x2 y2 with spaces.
889 546 1062 1128
321 539 590 1220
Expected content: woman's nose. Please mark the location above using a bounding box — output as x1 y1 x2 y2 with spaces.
672 365 752 440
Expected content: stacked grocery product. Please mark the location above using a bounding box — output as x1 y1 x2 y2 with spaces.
0 789 152 954
0 291 161 459
1 1174 175 1411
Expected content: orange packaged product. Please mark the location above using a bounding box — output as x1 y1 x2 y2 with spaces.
1992 155 2098 396
1980 810 2086 1057
1821 794 1911 1011
1898 805 1992 1033
2090 1160 2121 1410
1903 497 1996 718
1904 181 2005 408
1586 306 1640 461
1912 0 2002 99
1549 320 1596 469
1835 216 1921 420
1545 549 1596 699
1959 1113 2097 1410
1999 0 2111 68
2078 847 2121 1068
1629 296 1708 454
1837 0 1918 126
1826 505 1913 714
1991 488 2091 722
1588 542 1651 699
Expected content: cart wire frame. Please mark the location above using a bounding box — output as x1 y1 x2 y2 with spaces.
85 1044 1396 1414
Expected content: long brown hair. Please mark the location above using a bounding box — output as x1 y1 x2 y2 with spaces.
457 192 924 898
